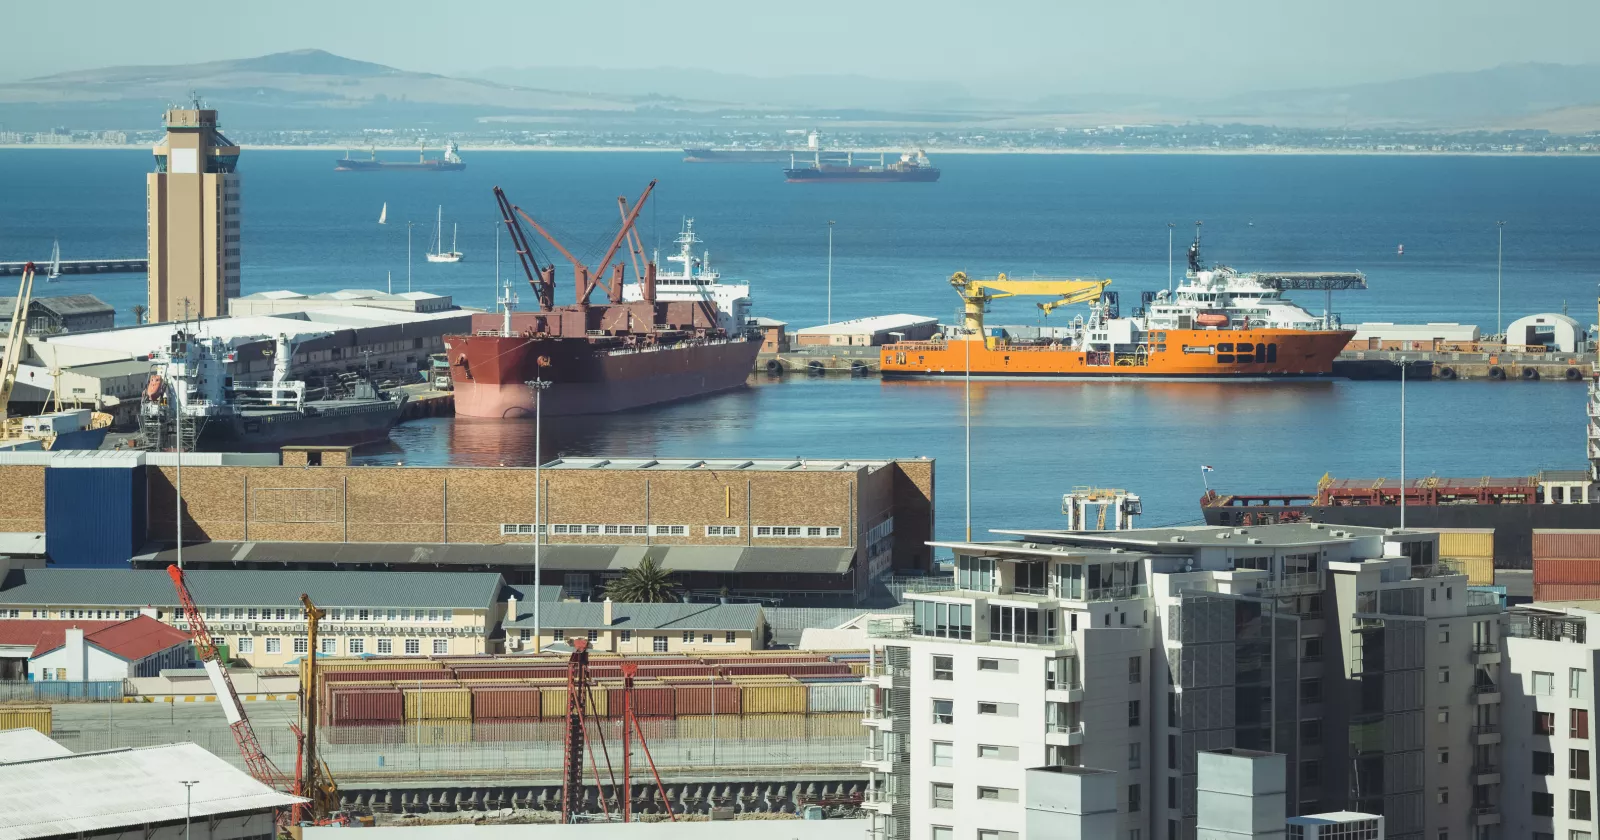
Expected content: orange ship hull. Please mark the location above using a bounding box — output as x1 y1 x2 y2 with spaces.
880 328 1354 378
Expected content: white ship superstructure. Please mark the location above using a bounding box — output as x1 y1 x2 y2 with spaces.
622 219 751 334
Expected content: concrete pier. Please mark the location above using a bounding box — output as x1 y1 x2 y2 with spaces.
1335 348 1595 382
0 258 148 276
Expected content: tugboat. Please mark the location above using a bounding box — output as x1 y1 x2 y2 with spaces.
139 328 407 452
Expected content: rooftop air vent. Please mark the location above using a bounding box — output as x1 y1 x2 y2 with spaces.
1217 533 1232 539
1170 536 1187 543
1233 528 1248 535
1248 538 1263 545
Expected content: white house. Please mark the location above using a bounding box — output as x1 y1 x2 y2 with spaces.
20 616 191 681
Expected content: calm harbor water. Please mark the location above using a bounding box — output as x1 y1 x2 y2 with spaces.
2 150 1596 538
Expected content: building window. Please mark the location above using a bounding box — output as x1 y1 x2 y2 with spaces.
682 631 694 643
1572 790 1593 821
1129 784 1141 812
977 701 1017 717
976 787 1017 803
931 783 953 809
1537 712 1557 735
1438 748 1449 764
377 638 393 654
348 638 364 654
932 740 953 767
706 526 740 537
433 639 448 655
265 638 281 654
293 638 308 654
701 633 713 643
977 744 1017 760
932 655 954 681
653 636 667 652
724 631 735 644
1439 667 1450 683
1535 671 1556 696
1302 678 1322 702
236 637 254 654
932 699 954 725
1439 626 1450 643
912 600 974 640
320 638 336 654
1129 700 1140 727
1536 751 1556 775
621 630 633 643
1575 709 1591 739
1302 761 1321 787
1129 655 1141 683
404 639 420 655
1574 749 1592 780
247 608 259 620
553 630 564 641
1129 742 1141 770
826 526 842 537
590 630 601 643
1574 669 1589 699
932 828 952 840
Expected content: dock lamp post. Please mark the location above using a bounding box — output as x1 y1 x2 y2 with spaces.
180 780 199 840
525 377 551 649
1496 221 1506 339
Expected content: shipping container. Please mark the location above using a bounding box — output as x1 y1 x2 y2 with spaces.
325 669 455 683
403 687 472 720
739 713 807 739
1457 557 1496 586
45 455 147 568
539 685 609 718
1532 530 1600 560
329 688 404 724
1435 529 1495 559
469 686 543 720
672 684 742 716
674 714 745 741
604 685 675 718
740 683 808 714
805 682 870 714
0 707 52 734
472 720 556 743
411 722 473 745
809 713 870 739
322 724 406 745
1532 558 1600 584
1533 583 1600 603
322 660 446 672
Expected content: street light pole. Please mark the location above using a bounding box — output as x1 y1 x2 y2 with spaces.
1496 221 1506 338
181 780 199 840
964 338 971 542
1398 357 1407 530
526 378 551 650
826 221 835 324
407 221 415 293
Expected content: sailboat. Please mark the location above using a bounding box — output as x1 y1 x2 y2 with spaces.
425 205 463 263
45 240 61 281
378 203 387 225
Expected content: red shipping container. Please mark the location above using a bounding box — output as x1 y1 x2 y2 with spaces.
1533 583 1600 602
330 688 404 724
470 686 543 720
1533 558 1600 584
452 668 567 681
672 684 742 716
1532 530 1600 560
606 685 675 718
633 665 716 678
325 669 454 683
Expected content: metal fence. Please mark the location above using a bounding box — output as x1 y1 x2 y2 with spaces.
763 606 909 633
0 680 123 703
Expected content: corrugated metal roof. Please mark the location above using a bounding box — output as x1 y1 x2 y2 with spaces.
0 742 302 839
0 568 503 610
505 602 764 632
0 729 71 763
0 619 121 654
0 295 114 317
792 314 938 335
543 457 889 472
31 615 190 661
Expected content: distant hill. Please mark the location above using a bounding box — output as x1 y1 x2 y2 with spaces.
472 65 973 112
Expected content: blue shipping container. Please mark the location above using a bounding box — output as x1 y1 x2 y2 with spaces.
45 461 147 567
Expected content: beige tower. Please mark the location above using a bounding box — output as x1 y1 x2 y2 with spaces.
146 105 241 323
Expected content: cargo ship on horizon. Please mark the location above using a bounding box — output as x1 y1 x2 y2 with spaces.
881 236 1361 379
785 150 941 183
335 141 465 172
444 186 760 418
684 131 821 163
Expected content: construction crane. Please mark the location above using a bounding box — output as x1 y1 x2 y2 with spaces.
948 271 1111 342
0 262 37 434
559 639 675 823
294 593 347 826
166 564 288 788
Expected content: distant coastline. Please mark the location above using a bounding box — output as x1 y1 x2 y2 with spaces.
1 143 1597 157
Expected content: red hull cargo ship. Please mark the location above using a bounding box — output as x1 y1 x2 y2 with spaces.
445 183 760 418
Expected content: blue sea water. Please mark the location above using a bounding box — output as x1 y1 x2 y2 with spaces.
2 149 1597 538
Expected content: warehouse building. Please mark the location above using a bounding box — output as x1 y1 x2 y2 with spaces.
0 615 192 681
229 288 456 317
502 597 767 654
0 294 116 336
793 314 939 347
0 568 505 668
1349 322 1480 351
0 736 302 840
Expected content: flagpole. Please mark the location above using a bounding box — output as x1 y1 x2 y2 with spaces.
1200 466 1210 491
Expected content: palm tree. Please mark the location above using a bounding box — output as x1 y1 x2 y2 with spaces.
605 557 678 603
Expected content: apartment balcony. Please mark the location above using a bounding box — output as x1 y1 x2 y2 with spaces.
988 631 1074 650
1473 806 1501 826
1472 764 1501 785
1083 583 1151 603
1045 680 1084 704
863 662 904 689
1472 683 1502 704
1472 723 1502 745
861 786 895 814
862 745 900 774
1470 643 1502 667
1045 721 1085 747
866 617 912 639
1253 571 1324 597
863 705 894 731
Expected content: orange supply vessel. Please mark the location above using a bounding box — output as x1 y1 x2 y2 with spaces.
881 236 1362 380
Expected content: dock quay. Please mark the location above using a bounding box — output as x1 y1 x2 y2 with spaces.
757 345 881 376
1334 348 1595 381
0 257 148 276
394 382 455 418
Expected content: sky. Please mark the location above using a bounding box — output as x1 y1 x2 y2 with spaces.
5 0 1600 97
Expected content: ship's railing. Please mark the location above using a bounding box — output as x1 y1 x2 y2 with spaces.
231 381 306 410
602 335 754 357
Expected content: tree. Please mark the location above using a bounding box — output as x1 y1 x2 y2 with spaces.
605 558 678 603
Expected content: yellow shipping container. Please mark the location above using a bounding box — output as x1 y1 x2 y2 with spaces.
809 713 868 739
0 707 52 735
847 662 867 677
403 687 472 720
409 721 473 745
739 713 806 739
1458 556 1496 586
539 686 609 718
1436 529 1494 559
674 714 745 740
322 660 447 673
740 684 808 714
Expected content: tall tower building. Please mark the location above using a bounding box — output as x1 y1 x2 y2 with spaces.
146 103 240 323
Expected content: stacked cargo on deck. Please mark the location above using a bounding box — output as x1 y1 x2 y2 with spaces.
314 652 872 730
1435 528 1496 585
1532 529 1600 602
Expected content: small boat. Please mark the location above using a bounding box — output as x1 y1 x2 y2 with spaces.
378 203 387 225
46 240 60 282
425 206 463 263
1397 243 1404 256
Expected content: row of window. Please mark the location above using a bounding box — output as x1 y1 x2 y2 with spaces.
1534 709 1592 739
929 828 1015 840
753 525 843 538
230 636 450 656
498 523 735 537
517 628 737 650
929 782 1018 808
1532 748 1592 779
1530 789 1592 820
196 606 454 622
1532 668 1590 699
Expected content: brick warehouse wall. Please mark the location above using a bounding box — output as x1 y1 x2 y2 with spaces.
140 459 936 572
0 465 45 533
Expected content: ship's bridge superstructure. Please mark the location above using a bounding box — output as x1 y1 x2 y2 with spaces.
623 219 750 335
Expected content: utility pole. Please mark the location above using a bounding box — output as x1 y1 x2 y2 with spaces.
181 780 199 840
826 221 835 324
1398 357 1407 530
526 377 551 649
1496 221 1506 338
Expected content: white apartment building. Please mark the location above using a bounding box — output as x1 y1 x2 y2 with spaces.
1501 606 1597 840
863 523 1494 840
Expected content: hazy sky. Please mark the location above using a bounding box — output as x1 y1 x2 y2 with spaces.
6 0 1600 96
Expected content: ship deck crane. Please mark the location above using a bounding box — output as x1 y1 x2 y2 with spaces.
949 271 1111 344
493 182 657 312
0 263 37 436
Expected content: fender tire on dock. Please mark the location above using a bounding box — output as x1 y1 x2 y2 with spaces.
765 359 783 374
850 360 869 376
806 360 825 376
1522 367 1540 381
1437 366 1456 381
1566 367 1583 381
1488 366 1506 381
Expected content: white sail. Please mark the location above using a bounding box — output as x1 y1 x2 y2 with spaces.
425 205 463 263
46 240 60 281
378 203 387 225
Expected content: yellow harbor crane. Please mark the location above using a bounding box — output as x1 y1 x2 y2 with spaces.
949 271 1112 346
